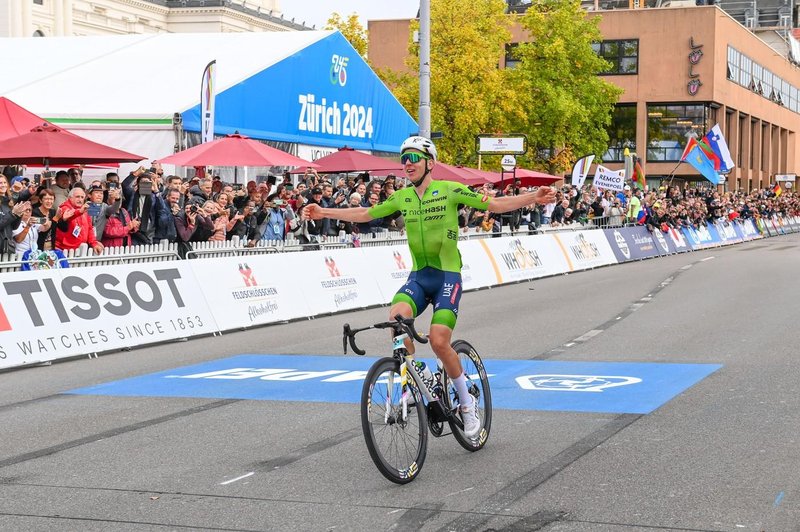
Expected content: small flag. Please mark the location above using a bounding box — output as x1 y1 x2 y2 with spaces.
681 139 721 185
571 154 595 188
636 209 647 225
200 60 217 144
773 183 783 197
702 124 735 173
632 160 647 190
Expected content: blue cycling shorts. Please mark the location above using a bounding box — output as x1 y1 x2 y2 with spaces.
391 267 462 329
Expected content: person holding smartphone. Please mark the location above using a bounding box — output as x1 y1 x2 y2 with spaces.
122 171 171 245
12 202 52 255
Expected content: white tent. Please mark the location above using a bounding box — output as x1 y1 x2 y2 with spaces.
0 31 417 173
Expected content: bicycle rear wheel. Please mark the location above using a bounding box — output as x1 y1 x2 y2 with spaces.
361 357 428 484
441 340 492 451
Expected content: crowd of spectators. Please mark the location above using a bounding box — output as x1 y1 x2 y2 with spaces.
2 162 798 263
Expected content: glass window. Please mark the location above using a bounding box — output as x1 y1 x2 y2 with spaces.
647 104 707 162
595 39 638 75
603 105 637 162
740 56 752 87
504 43 521 69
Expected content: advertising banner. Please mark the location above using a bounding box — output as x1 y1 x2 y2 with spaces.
553 230 617 271
459 239 500 289
603 226 662 262
293 248 385 314
183 33 417 153
740 218 762 240
0 262 216 370
476 234 571 283
361 244 414 303
189 255 312 330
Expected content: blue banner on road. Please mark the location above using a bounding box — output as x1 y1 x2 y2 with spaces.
67 355 721 415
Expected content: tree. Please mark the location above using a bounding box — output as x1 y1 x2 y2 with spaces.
325 13 368 59
509 0 623 174
378 0 524 166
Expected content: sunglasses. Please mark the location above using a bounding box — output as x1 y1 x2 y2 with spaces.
400 152 429 164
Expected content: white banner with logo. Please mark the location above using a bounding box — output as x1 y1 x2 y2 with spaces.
553 230 618 270
361 244 414 303
593 164 626 192
459 239 501 289
189 255 312 330
292 248 386 314
476 234 571 283
0 262 216 370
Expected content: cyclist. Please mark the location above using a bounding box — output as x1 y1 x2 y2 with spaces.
305 136 556 437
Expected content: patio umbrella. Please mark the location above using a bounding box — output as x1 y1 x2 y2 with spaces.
157 133 316 168
0 97 50 142
501 168 562 187
432 163 488 186
291 146 403 174
0 123 145 167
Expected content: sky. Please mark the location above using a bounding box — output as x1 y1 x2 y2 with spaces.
280 0 419 30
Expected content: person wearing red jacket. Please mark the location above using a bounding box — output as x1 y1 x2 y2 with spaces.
54 187 104 254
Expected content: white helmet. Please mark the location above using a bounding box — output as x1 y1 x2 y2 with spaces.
400 136 437 161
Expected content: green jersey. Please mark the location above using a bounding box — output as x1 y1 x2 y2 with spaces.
368 180 491 273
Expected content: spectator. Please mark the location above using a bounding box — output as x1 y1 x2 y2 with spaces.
1 175 31 254
175 203 214 243
607 198 625 226
55 187 104 255
51 170 71 207
188 178 213 207
33 188 58 250
11 202 51 254
230 200 265 243
156 188 182 244
551 199 569 225
101 204 139 248
122 172 171 245
86 183 121 242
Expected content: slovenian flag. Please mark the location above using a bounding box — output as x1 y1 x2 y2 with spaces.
702 124 735 173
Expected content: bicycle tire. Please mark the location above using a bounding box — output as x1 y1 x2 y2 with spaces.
361 357 428 484
441 340 492 451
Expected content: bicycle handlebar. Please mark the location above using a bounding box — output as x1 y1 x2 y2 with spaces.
342 315 428 356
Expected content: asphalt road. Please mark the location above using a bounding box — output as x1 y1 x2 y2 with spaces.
0 233 798 532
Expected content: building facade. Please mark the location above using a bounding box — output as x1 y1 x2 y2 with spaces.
369 5 800 190
0 0 309 38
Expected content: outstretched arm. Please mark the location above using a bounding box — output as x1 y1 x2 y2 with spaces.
304 203 373 223
488 187 556 214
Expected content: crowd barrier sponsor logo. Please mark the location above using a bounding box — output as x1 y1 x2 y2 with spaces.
653 230 669 254
555 231 616 269
667 228 689 250
0 263 216 369
570 233 601 261
613 230 631 260
499 239 543 272
239 263 257 287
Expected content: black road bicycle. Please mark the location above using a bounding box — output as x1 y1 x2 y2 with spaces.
343 315 492 484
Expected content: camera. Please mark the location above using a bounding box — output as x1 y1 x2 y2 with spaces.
189 204 199 214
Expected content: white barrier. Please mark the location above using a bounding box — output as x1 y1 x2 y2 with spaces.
0 261 217 370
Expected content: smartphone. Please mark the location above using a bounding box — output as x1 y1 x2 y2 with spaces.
107 182 119 190
33 174 41 185
273 199 285 206
30 217 46 225
87 203 103 218
138 181 153 195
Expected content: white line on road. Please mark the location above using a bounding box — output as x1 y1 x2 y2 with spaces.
445 486 475 498
220 472 255 485
701 256 716 262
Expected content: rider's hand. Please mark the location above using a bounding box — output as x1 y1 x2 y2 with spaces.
533 187 557 205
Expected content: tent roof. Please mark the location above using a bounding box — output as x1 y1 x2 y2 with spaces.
0 32 330 120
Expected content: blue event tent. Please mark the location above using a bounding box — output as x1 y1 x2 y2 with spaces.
0 31 417 166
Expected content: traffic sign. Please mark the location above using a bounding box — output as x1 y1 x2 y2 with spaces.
500 155 516 171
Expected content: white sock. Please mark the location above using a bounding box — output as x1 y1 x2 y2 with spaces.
452 373 472 408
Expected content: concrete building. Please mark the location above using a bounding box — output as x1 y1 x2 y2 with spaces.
0 0 309 38
369 5 800 190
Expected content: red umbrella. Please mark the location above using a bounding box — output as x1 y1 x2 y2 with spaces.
291 146 403 174
158 133 316 168
0 124 145 167
0 97 50 142
506 168 562 187
432 163 488 186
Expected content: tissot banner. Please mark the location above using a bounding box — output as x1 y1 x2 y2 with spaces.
182 32 417 153
0 262 216 370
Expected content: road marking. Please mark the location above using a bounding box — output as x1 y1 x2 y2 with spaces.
220 472 254 485
701 256 716 262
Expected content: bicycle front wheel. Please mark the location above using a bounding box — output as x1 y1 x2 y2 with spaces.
361 357 428 484
442 340 492 451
